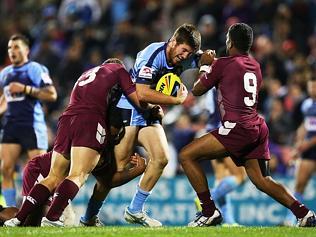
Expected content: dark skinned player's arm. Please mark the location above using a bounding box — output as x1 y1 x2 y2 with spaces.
109 153 146 188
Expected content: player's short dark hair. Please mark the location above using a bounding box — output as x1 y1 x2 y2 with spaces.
172 23 201 52
228 23 253 53
9 34 30 47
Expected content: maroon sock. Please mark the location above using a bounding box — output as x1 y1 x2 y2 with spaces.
16 183 51 222
290 200 309 219
197 190 217 217
45 179 79 221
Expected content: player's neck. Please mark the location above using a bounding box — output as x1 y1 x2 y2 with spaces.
230 48 247 56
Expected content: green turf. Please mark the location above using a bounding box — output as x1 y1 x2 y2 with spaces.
0 226 315 237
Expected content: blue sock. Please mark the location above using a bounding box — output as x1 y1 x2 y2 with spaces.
128 185 150 214
219 195 236 224
211 176 238 201
81 197 104 222
285 192 304 225
2 188 16 207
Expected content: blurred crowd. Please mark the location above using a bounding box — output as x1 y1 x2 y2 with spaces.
1 0 316 177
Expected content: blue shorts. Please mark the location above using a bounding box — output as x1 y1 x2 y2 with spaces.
0 122 48 150
118 107 160 127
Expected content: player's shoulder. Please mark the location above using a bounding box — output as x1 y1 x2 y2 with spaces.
301 97 314 111
142 42 166 53
0 64 13 76
27 61 49 72
28 60 44 68
138 42 166 61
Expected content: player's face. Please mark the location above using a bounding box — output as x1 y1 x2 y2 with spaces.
307 81 316 99
169 43 194 65
8 39 29 66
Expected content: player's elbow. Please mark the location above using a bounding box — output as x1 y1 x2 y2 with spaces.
46 89 58 102
137 91 146 102
48 93 57 102
191 88 203 96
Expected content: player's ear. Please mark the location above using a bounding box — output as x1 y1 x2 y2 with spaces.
227 39 233 50
169 37 177 48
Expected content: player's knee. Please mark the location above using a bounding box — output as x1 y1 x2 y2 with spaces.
67 173 89 187
294 181 306 194
0 164 14 178
236 171 247 184
178 149 190 164
45 176 62 189
252 176 270 192
150 155 168 169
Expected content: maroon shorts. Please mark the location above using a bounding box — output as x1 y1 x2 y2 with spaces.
211 120 270 166
22 152 51 196
53 114 108 156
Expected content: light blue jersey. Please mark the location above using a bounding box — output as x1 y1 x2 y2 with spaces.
0 61 53 149
117 42 198 126
301 97 316 139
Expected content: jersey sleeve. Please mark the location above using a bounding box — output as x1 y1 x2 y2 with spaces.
135 59 160 85
0 67 10 89
301 98 311 115
117 66 136 96
28 62 53 88
199 59 221 89
0 69 4 89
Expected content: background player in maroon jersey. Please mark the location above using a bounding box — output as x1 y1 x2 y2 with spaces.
179 23 316 227
4 58 154 227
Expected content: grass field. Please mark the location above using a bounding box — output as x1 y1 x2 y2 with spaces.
0 226 315 237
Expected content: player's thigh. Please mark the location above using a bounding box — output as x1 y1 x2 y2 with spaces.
114 126 139 162
69 147 100 176
180 132 229 162
0 143 22 170
295 159 316 190
27 149 46 161
138 124 169 161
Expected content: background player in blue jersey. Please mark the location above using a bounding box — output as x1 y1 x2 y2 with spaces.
283 77 316 225
114 23 201 227
0 34 57 207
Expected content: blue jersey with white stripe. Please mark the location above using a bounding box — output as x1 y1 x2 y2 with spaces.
117 42 198 109
301 97 316 139
0 61 53 127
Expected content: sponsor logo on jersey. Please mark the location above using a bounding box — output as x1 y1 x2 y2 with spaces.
139 66 153 79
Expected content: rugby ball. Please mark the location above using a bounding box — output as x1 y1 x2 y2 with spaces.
155 73 181 97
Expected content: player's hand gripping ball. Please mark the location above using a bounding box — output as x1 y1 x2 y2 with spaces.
155 73 182 97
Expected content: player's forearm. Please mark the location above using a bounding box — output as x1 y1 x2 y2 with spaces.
136 85 181 105
24 85 57 102
110 165 144 188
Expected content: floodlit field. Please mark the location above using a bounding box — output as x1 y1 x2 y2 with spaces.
0 226 315 237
